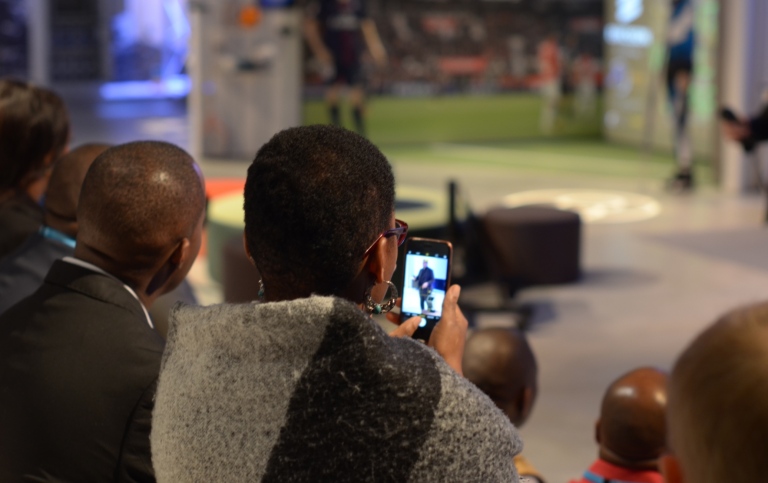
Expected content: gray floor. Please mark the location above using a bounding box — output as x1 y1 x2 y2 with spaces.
382 158 768 482
66 97 768 482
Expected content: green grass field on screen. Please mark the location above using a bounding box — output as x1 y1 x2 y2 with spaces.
303 93 602 145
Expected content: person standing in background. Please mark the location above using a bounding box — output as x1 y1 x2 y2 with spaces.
573 52 599 118
666 0 696 191
537 33 562 134
304 0 386 137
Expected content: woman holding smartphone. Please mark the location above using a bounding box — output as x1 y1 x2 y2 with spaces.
151 125 523 482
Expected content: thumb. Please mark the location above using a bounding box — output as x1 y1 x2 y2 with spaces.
389 316 421 338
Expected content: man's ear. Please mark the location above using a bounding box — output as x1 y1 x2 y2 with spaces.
659 454 684 483
170 237 191 266
516 386 535 425
595 419 601 445
147 238 190 296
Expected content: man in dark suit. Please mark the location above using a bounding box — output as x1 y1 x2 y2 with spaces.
415 259 434 313
0 143 198 337
0 141 206 482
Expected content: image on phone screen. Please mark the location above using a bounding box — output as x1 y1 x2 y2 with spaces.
401 249 450 337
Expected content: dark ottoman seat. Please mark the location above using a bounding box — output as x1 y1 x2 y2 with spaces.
483 206 581 291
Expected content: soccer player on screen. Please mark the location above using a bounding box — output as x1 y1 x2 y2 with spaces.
304 0 386 136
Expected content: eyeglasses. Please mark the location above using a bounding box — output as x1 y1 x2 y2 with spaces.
363 219 409 256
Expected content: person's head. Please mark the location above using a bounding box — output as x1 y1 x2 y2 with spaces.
43 143 111 237
422 260 429 268
597 367 668 471
244 125 396 304
661 304 768 483
0 79 70 198
75 141 206 307
462 328 538 427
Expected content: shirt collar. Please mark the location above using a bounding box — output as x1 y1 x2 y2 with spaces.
61 257 154 329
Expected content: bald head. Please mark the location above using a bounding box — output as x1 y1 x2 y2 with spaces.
44 143 110 232
598 367 668 468
667 303 768 483
77 141 205 270
463 328 537 427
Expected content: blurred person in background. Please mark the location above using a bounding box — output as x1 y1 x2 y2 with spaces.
537 33 562 134
0 79 70 258
666 0 696 191
570 367 668 483
304 0 387 136
0 144 109 314
464 327 545 483
661 303 768 483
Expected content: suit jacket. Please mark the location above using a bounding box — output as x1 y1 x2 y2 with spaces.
0 192 43 260
0 260 164 482
0 231 198 337
416 266 435 290
0 231 72 314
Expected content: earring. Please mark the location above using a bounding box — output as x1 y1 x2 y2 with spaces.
258 278 265 301
364 281 398 315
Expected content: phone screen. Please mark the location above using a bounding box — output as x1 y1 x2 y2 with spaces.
400 238 452 341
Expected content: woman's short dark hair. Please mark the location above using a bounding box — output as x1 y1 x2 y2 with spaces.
0 79 71 193
244 125 395 298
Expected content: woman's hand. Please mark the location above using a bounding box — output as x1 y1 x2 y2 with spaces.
386 287 469 376
386 298 421 338
428 285 467 376
722 118 752 141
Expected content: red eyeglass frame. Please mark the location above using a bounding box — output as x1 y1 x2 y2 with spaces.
363 219 409 257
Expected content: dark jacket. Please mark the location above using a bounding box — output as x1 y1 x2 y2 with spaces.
0 192 43 259
416 266 435 291
0 231 72 314
0 260 163 482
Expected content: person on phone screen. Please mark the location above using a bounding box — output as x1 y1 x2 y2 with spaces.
415 259 434 313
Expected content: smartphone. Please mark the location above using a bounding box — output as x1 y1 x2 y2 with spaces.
399 237 453 341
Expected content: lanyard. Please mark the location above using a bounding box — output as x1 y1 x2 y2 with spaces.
41 226 76 249
583 471 644 483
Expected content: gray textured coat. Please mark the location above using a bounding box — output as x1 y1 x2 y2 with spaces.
151 296 522 482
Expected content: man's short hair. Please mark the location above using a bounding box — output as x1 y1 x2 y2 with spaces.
244 125 395 297
599 367 667 464
45 143 111 222
463 327 537 427
0 79 70 192
668 302 768 483
77 141 205 267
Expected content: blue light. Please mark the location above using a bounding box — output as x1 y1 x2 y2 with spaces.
99 75 191 100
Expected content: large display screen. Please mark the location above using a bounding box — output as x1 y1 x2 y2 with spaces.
301 0 605 144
